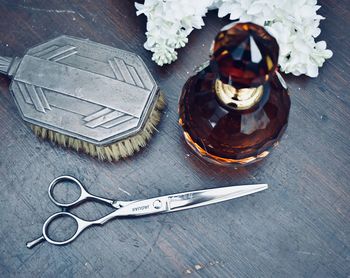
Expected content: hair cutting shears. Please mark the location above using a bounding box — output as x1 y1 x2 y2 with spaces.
26 175 268 248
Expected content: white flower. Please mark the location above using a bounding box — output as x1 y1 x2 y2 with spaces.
135 0 332 77
218 1 246 20
135 0 213 66
168 30 189 48
151 43 178 66
135 0 160 16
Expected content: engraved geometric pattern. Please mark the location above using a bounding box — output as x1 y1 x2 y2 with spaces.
0 56 12 73
15 81 51 113
24 44 143 129
9 35 158 145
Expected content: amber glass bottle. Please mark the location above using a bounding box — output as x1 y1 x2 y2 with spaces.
179 22 290 166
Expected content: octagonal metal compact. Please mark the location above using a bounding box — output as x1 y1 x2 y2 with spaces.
0 35 160 146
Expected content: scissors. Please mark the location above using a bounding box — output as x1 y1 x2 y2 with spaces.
26 175 268 248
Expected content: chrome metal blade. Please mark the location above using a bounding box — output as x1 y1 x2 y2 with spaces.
167 184 268 212
113 184 268 217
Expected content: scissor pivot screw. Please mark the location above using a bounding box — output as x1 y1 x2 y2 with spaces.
153 200 162 209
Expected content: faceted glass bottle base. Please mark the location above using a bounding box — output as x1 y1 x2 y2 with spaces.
178 69 291 166
182 130 273 166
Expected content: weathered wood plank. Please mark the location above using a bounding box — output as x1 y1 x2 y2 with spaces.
0 0 349 277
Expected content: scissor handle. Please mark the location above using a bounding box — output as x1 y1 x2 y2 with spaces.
48 176 89 208
42 211 92 246
48 175 115 209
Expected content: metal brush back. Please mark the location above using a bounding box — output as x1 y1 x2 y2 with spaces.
5 36 159 146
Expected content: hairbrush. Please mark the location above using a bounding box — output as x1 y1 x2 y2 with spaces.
0 36 165 161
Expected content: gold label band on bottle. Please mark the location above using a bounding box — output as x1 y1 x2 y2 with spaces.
215 79 264 110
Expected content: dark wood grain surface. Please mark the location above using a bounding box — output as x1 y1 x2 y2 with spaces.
0 1 349 277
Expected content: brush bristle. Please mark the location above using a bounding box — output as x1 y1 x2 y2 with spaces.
31 92 166 162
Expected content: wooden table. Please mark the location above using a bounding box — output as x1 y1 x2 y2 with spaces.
0 1 349 277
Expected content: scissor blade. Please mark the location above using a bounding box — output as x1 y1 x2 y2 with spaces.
168 184 268 212
113 184 267 217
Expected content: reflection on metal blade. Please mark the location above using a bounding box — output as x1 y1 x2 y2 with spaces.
168 184 268 212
